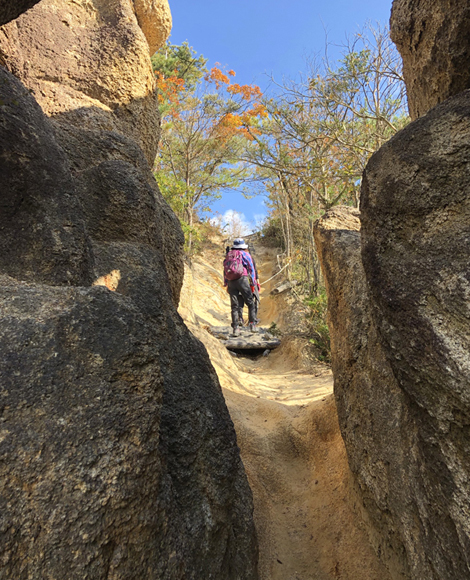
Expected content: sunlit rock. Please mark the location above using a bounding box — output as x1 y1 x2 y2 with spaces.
391 0 470 119
133 0 172 55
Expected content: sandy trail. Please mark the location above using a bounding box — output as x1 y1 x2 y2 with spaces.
179 240 390 580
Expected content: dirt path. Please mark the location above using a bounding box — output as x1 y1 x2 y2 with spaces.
179 239 391 580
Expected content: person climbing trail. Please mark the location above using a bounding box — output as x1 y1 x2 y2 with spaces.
226 244 261 327
223 238 259 336
226 245 246 326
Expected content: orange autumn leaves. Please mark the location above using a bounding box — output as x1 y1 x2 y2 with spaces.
205 65 236 89
155 64 267 139
205 66 267 140
155 72 185 116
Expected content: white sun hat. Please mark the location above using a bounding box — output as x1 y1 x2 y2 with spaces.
232 238 248 249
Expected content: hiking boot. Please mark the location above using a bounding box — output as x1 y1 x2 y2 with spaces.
248 322 257 333
232 327 241 337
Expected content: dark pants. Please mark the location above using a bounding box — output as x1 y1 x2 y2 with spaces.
237 289 259 323
228 276 256 328
236 293 245 323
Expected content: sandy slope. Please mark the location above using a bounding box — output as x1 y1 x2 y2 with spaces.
179 238 390 580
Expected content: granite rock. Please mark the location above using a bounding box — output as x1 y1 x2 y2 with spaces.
0 0 41 26
0 0 258 577
391 0 470 119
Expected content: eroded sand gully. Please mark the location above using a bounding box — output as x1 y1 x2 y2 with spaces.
179 240 391 580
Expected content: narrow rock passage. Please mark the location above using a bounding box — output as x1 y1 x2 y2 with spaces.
179 239 391 580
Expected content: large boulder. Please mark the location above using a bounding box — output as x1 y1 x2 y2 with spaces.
316 7 470 578
360 90 470 579
0 0 183 301
314 207 411 580
390 0 470 119
0 0 164 166
0 0 259 577
0 279 167 579
316 94 470 579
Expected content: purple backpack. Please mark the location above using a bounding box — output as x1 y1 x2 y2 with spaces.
224 250 244 280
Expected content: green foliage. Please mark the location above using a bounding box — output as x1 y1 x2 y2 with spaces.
260 217 284 248
268 322 281 337
151 41 207 91
154 170 188 215
153 43 266 254
154 171 225 255
304 289 331 362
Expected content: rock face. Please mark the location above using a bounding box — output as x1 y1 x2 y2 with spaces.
0 66 92 286
0 1 258 578
315 93 470 579
390 0 470 119
133 0 172 55
314 207 410 580
361 91 470 579
0 279 166 578
0 0 161 166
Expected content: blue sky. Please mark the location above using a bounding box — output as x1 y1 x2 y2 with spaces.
167 0 394 233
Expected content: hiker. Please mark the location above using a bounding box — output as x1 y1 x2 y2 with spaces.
223 238 258 336
240 245 260 324
225 244 260 326
226 245 245 325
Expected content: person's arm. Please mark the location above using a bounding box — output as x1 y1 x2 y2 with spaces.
243 251 256 282
251 255 260 289
251 256 258 280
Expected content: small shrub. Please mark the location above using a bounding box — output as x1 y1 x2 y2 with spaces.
268 322 282 337
260 218 284 248
304 288 330 362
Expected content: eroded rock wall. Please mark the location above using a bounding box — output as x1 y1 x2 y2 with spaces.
315 3 470 578
315 95 470 579
314 207 410 580
390 0 470 119
361 91 470 579
0 1 258 578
